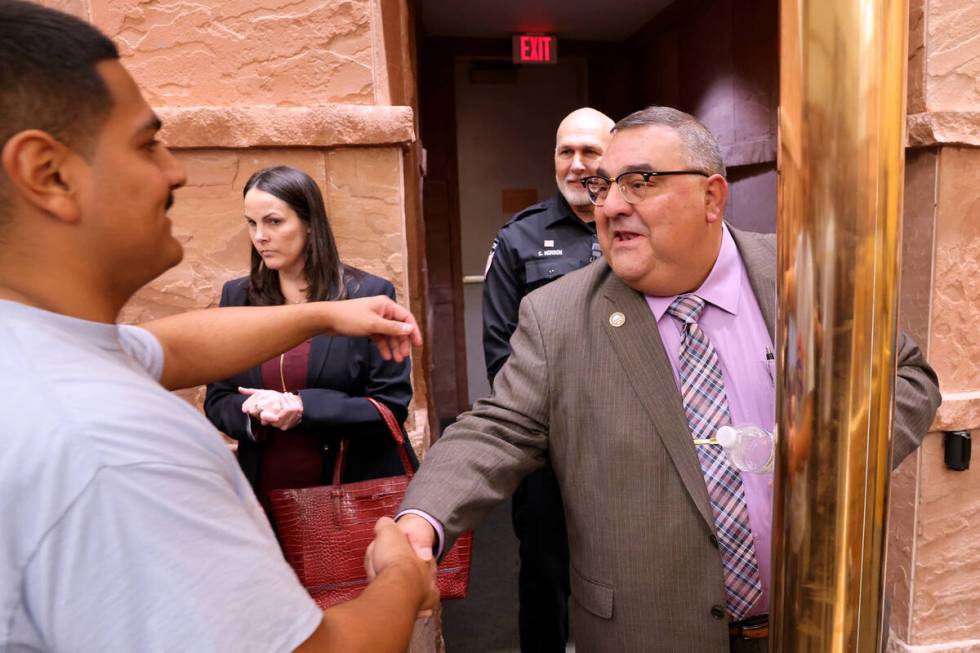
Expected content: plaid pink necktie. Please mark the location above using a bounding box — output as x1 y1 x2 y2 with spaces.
668 294 762 620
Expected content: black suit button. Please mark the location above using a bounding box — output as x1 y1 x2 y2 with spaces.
709 534 718 548
710 605 726 620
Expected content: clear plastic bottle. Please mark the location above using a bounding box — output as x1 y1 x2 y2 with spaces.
716 425 775 474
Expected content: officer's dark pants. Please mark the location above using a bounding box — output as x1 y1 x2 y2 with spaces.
512 461 570 652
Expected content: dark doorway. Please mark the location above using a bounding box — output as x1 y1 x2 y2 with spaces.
415 1 778 649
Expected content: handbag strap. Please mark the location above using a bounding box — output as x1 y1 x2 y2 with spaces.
331 398 415 485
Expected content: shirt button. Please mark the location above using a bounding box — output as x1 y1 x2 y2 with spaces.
710 605 726 620
548 268 556 275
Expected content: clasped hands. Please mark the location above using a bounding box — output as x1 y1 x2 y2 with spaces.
365 517 440 617
239 387 304 430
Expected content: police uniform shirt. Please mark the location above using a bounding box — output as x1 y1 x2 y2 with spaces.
483 194 601 382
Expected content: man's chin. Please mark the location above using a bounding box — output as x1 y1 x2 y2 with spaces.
165 240 185 269
608 256 653 293
558 186 591 210
156 236 185 274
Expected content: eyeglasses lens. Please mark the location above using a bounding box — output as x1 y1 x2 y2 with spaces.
618 173 648 204
585 178 610 206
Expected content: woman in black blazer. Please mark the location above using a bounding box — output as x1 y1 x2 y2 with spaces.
204 165 416 508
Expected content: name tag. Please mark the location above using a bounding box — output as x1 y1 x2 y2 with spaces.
536 249 564 257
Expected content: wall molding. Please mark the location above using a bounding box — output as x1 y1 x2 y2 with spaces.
908 112 980 148
158 105 416 149
886 632 980 652
931 390 980 432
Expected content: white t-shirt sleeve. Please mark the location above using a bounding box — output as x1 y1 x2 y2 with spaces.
118 325 165 381
23 463 322 653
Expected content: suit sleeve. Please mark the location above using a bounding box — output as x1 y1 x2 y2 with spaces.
298 281 412 429
483 231 523 384
891 332 942 467
203 282 251 441
403 295 551 547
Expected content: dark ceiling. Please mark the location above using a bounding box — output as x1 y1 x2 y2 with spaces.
419 0 675 41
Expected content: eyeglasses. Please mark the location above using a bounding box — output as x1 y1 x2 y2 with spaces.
580 170 709 206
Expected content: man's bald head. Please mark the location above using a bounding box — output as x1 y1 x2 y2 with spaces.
554 107 614 219
556 108 615 142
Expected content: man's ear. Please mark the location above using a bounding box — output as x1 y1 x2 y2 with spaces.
0 130 85 224
704 174 728 224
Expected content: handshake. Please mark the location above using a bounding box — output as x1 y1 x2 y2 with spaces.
365 515 441 617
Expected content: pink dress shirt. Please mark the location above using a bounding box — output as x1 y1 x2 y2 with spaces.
645 223 774 617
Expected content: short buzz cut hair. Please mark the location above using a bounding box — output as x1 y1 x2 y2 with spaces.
0 1 119 161
613 106 726 178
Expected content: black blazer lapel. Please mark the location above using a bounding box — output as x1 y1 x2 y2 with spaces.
599 274 715 531
308 334 336 385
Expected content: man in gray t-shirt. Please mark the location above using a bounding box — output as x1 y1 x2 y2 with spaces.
1 302 324 651
0 3 434 652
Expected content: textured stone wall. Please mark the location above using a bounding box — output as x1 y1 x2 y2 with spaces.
909 433 980 647
888 0 980 650
907 0 980 146
901 147 980 651
921 0 980 113
38 0 381 105
929 147 980 400
41 0 87 18
93 0 377 106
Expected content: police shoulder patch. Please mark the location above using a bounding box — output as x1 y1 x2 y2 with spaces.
484 238 499 275
505 201 549 227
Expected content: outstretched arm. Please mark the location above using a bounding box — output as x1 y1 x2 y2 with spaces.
401 294 552 548
144 296 422 391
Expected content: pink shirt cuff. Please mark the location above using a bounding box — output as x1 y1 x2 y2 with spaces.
395 509 445 559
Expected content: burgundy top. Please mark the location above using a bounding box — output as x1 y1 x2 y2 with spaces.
255 339 322 499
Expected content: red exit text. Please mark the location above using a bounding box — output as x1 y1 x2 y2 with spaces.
512 34 556 64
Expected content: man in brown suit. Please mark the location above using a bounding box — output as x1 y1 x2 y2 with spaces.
396 107 941 651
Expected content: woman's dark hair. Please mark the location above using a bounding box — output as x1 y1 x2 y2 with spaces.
243 166 349 305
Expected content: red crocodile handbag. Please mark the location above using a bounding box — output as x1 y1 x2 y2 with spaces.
266 397 473 609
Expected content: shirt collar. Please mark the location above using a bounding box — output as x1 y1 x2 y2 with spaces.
645 223 742 321
0 299 124 351
546 194 596 232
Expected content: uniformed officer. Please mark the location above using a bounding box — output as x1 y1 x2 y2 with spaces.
482 107 615 652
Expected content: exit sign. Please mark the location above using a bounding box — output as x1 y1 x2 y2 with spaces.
512 34 556 64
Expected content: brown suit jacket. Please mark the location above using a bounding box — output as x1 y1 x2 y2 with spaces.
403 227 940 652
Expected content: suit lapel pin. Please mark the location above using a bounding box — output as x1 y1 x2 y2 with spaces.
609 312 626 327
